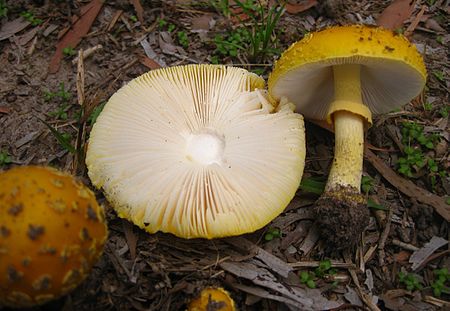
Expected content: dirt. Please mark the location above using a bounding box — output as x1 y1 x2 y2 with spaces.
0 0 449 310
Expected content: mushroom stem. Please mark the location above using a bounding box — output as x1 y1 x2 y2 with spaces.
315 64 370 249
325 64 365 191
326 110 364 191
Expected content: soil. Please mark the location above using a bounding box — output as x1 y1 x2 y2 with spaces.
0 0 449 310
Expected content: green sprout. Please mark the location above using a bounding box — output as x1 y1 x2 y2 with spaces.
398 272 423 291
433 70 445 82
130 15 138 22
87 102 106 126
177 31 189 49
0 150 12 166
62 46 76 56
361 175 374 194
20 11 43 26
264 227 281 241
299 271 316 288
44 82 71 102
431 268 450 297
299 260 338 289
0 0 7 18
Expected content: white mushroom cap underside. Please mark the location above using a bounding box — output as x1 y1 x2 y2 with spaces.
86 65 305 239
271 57 425 120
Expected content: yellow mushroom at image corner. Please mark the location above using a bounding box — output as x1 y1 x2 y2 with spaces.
0 166 108 308
187 287 235 311
268 24 426 248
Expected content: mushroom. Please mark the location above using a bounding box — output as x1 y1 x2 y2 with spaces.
86 64 305 239
0 166 108 308
268 25 427 248
188 287 235 311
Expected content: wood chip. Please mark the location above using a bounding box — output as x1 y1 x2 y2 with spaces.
409 236 448 270
129 0 144 25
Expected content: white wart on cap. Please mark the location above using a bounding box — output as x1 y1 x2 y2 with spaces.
86 64 305 239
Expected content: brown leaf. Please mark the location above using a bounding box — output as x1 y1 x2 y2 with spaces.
425 18 446 32
393 250 411 263
0 17 30 41
377 0 416 30
129 0 144 25
138 54 162 70
364 147 450 222
0 106 10 114
285 0 318 14
191 14 213 32
48 0 104 74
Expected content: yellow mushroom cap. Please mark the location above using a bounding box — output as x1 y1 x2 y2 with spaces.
0 166 108 308
187 287 235 311
268 24 427 121
86 64 305 239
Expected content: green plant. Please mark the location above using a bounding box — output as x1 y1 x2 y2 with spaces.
299 176 326 195
361 175 374 194
299 260 338 289
48 104 68 120
433 70 445 82
157 18 167 29
44 82 71 102
398 272 423 291
264 227 281 241
397 121 447 190
130 15 138 22
88 102 106 126
20 11 43 26
38 118 75 153
431 268 450 297
0 150 11 166
212 0 284 64
62 46 76 56
439 106 449 118
299 271 316 288
423 101 433 111
436 35 443 45
0 0 7 18
177 31 189 49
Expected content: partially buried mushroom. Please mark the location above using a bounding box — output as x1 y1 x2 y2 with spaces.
0 166 107 308
268 25 427 248
86 64 305 239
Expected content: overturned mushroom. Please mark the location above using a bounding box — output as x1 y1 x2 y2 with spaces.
86 64 305 239
0 166 108 308
269 25 426 248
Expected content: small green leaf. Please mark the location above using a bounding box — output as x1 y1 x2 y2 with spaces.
367 198 388 211
38 118 75 153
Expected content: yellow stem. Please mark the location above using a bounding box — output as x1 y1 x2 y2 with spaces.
325 65 365 191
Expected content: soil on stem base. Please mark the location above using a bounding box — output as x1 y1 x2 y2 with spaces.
315 185 369 249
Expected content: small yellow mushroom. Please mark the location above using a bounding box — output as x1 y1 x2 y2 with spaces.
188 287 236 311
0 166 108 308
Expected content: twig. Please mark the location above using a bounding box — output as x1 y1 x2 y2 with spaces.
71 44 102 65
391 239 419 252
288 261 356 269
344 251 381 311
378 206 393 267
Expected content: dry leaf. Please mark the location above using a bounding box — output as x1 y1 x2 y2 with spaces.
425 18 446 32
48 0 104 73
0 17 30 41
129 0 144 25
377 0 416 30
285 0 318 14
409 236 448 270
191 14 213 32
139 54 162 70
0 106 10 114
